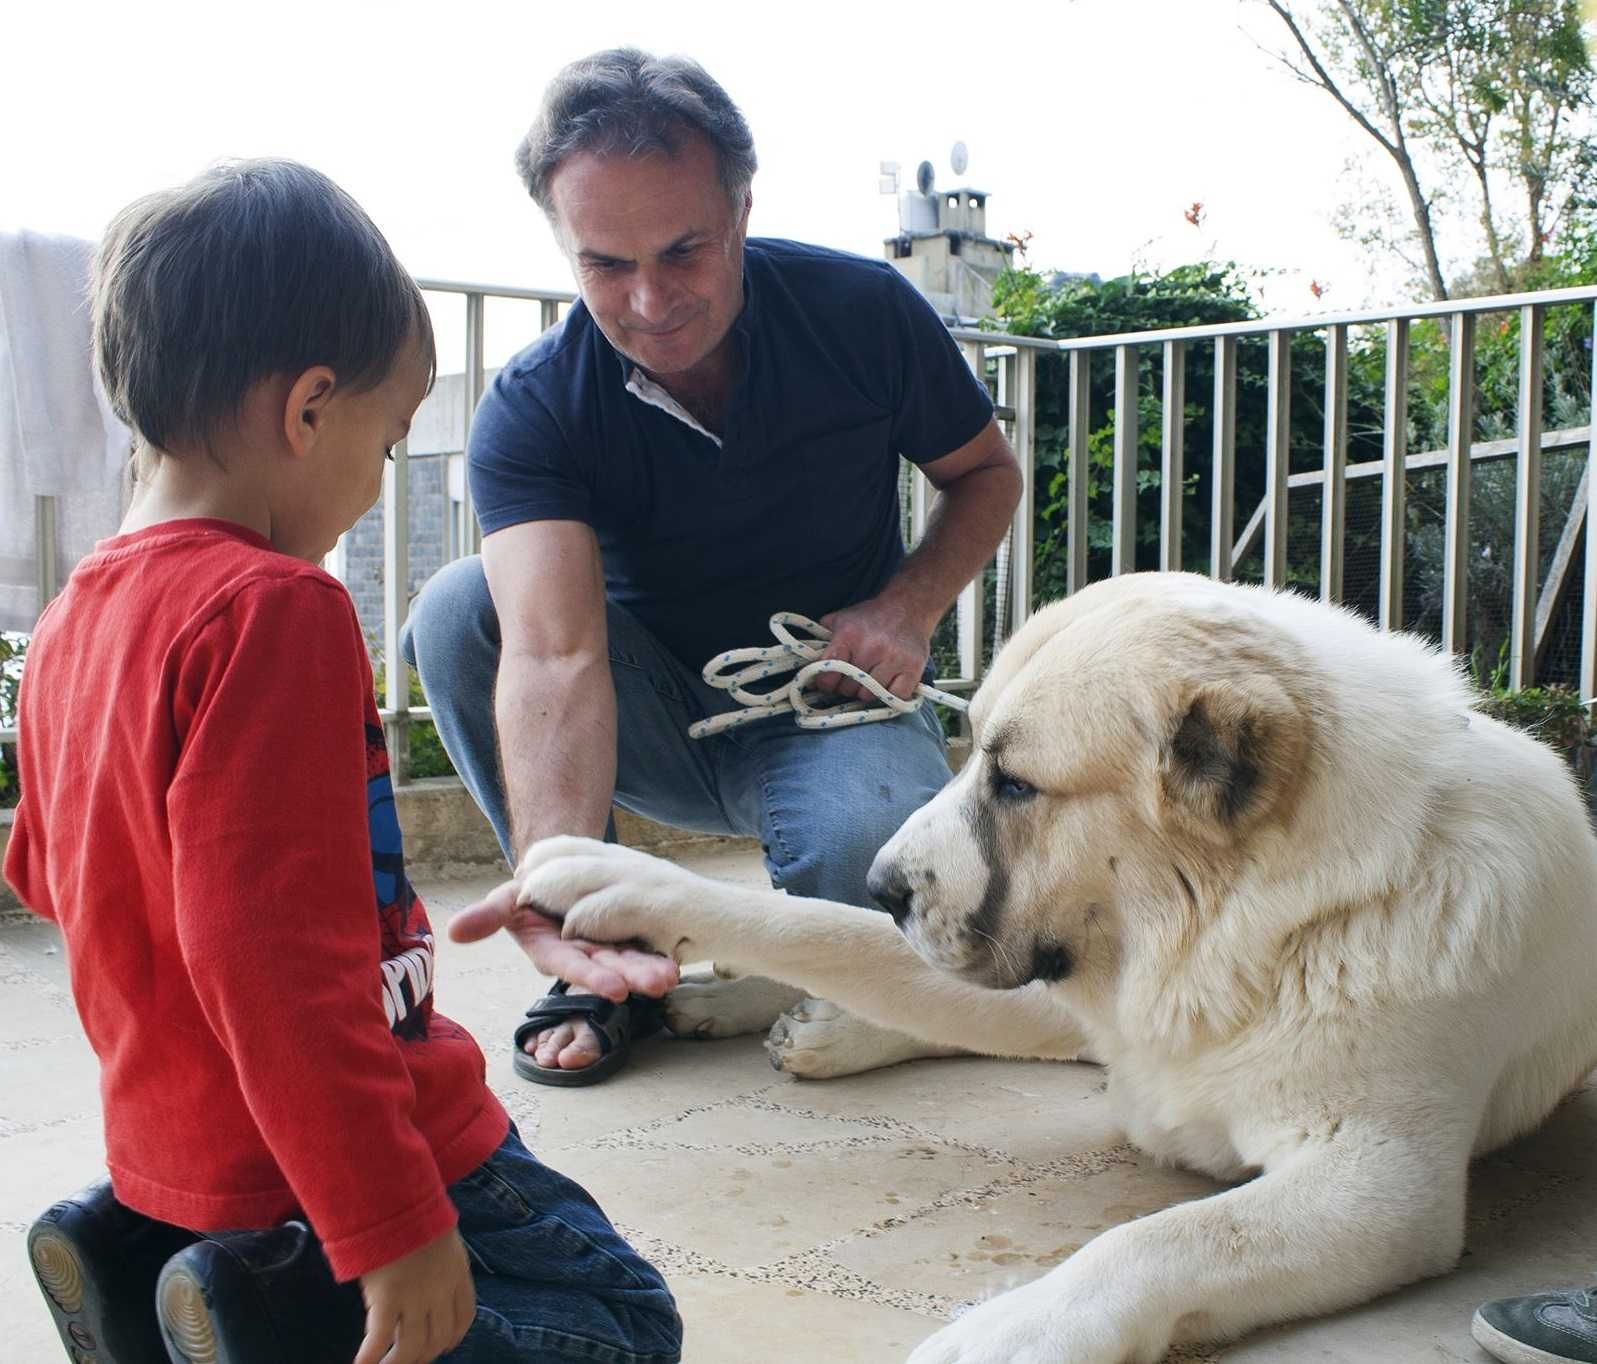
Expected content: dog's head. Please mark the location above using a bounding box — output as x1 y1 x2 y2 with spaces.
869 576 1315 997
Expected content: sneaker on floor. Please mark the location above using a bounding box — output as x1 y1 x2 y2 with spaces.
27 1179 198 1364
155 1221 364 1364
1473 1285 1597 1364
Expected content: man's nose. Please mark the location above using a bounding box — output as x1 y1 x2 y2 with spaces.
629 270 675 323
866 862 914 924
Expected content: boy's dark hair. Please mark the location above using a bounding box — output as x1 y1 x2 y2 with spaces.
515 49 757 214
92 158 435 454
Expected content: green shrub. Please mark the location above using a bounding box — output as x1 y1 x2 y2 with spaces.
369 646 457 781
1477 685 1594 792
1 633 25 810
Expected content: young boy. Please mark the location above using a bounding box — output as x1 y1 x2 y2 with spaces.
5 160 682 1364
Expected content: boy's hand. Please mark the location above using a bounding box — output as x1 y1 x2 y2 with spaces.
448 877 679 1002
355 1226 474 1364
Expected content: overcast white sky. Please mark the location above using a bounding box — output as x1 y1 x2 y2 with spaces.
5 0 1404 367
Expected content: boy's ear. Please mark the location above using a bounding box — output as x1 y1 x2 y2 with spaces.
282 366 338 458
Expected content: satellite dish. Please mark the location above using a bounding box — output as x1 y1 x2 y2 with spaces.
916 160 935 196
951 141 969 177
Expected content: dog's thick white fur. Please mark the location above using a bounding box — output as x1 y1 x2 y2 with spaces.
515 573 1597 1363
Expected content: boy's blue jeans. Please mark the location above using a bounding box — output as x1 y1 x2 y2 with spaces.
399 555 954 905
445 1125 681 1362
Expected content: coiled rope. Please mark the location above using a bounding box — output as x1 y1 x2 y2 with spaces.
688 612 969 739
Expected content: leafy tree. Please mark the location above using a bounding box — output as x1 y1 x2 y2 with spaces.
1262 0 1596 299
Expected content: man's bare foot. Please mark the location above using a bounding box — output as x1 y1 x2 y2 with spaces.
527 1020 604 1071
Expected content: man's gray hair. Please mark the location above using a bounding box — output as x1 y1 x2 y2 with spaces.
515 49 757 213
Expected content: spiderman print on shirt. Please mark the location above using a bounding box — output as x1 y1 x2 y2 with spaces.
365 718 435 1041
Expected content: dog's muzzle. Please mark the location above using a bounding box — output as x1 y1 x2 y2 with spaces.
866 862 914 925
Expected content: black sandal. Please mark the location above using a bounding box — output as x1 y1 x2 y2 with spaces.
512 980 666 1087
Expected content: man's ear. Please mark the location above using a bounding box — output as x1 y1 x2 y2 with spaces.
282 366 337 459
1159 675 1305 831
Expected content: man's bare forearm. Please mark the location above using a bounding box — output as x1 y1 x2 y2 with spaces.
880 459 1022 635
495 650 617 862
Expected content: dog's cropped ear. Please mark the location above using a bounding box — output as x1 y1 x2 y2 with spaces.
1159 675 1305 831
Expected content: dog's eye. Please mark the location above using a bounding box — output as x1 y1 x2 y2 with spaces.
993 770 1038 802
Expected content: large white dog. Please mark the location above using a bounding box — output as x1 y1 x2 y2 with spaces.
514 572 1597 1363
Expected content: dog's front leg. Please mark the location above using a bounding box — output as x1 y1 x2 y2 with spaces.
907 1116 1470 1364
517 837 1086 1061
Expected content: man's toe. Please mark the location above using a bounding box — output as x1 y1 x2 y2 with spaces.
556 1027 603 1069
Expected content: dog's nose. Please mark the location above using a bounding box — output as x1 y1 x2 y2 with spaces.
867 864 914 924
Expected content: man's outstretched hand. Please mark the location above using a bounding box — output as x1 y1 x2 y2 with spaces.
447 877 679 1001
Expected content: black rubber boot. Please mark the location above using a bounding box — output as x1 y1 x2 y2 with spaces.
27 1179 198 1364
155 1221 364 1364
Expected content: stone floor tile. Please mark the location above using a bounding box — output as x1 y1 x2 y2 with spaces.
0 939 78 1040
669 1274 939 1363
547 1135 1018 1270
766 1054 1122 1160
496 1037 789 1150
0 1032 100 1133
605 1097 889 1150
832 1147 1222 1305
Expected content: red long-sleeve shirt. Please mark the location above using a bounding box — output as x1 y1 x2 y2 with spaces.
4 519 507 1281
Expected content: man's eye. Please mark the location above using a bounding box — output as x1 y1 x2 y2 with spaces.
993 770 1037 801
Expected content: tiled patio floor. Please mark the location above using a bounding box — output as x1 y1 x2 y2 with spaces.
3 845 1594 1362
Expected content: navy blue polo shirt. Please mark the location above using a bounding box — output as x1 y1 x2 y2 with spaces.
468 237 994 670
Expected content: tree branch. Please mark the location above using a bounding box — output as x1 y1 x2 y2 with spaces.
1263 0 1400 157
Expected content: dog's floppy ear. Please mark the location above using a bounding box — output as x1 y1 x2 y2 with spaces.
1160 675 1304 830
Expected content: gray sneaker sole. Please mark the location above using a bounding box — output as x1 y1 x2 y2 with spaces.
1473 1308 1594 1364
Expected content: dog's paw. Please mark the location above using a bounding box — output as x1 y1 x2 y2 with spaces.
908 1283 1138 1364
666 974 804 1039
765 1000 957 1079
514 838 699 951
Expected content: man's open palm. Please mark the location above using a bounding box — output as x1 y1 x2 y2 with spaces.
448 878 679 1001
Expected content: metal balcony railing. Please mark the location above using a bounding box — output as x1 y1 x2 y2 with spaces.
7 282 1596 782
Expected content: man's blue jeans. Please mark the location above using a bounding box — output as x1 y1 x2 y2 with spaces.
399 555 953 908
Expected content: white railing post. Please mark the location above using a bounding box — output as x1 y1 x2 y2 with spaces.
1160 340 1186 573
1212 336 1237 582
35 495 59 611
1442 312 1476 655
1265 330 1292 589
1068 351 1089 595
1321 325 1348 603
1582 301 1597 706
1002 347 1036 631
1380 318 1410 630
957 342 986 683
460 291 486 558
1510 305 1545 689
383 437 412 784
1112 345 1138 576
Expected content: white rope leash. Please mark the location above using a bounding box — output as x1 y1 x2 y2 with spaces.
688 612 970 739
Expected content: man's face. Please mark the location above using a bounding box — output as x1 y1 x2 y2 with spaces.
547 133 749 380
